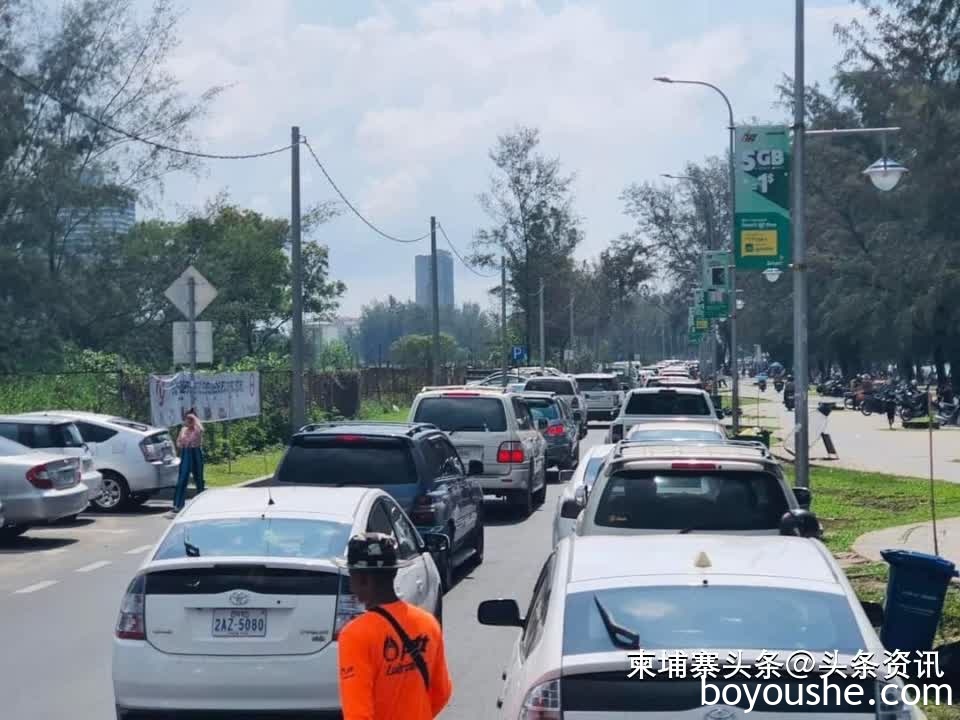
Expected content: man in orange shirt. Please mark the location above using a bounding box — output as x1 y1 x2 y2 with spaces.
337 533 452 720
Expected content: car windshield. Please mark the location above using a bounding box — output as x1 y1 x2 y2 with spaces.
154 518 352 560
594 470 788 531
277 438 417 485
527 400 561 422
524 378 575 395
577 377 617 391
413 397 507 432
624 392 710 416
563 586 864 654
626 429 724 443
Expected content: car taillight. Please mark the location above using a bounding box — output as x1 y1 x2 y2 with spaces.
25 463 56 489
139 438 163 462
611 424 624 442
116 575 146 640
497 442 525 464
334 589 365 639
410 495 441 525
546 424 565 437
520 678 561 719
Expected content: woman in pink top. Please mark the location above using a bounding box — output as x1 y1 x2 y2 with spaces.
168 409 205 517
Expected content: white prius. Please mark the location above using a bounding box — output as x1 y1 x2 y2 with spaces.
112 485 448 719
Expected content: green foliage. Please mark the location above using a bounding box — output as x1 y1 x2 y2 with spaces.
389 333 458 368
315 340 353 370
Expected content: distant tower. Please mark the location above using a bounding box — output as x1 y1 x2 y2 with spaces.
415 249 454 307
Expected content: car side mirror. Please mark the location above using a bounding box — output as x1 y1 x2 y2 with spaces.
621 384 630 392
779 510 822 539
793 486 812 510
715 409 725 419
478 599 524 627
537 418 548 431
560 498 583 519
861 600 884 627
467 460 484 476
422 532 451 555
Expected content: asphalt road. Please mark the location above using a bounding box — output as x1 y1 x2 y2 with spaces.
0 426 608 719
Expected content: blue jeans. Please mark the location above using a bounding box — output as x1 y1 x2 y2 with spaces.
173 447 205 510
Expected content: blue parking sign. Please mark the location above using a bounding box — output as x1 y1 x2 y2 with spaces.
512 345 527 363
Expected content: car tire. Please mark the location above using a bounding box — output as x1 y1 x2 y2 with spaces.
127 493 149 507
438 548 454 594
514 479 534 518
471 516 485 565
92 471 130 512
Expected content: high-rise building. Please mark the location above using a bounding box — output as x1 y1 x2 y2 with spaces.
59 168 136 256
415 250 454 307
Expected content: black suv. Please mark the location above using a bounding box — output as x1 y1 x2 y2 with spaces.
273 421 485 591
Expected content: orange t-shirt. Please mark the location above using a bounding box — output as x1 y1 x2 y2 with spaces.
337 600 452 720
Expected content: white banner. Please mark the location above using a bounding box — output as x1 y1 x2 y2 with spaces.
149 371 261 428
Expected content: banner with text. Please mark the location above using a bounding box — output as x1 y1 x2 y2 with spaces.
734 125 791 270
149 371 261 428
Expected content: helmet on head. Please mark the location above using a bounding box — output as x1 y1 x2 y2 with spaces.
338 532 410 571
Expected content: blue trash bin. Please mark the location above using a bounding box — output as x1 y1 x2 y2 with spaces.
880 549 958 652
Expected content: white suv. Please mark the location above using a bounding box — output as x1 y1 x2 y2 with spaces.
410 387 547 516
25 412 179 511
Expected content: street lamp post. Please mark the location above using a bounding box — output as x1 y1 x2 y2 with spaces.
655 76 740 432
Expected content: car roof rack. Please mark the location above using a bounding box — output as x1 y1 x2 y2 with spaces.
611 439 773 461
297 421 438 436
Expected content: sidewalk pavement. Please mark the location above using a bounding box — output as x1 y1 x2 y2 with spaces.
854 517 960 570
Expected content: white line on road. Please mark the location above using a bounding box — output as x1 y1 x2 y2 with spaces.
14 580 59 594
125 545 153 555
76 560 111 573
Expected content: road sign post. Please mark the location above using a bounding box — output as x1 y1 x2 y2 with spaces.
734 125 792 271
164 266 218 410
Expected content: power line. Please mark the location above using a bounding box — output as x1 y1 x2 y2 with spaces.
0 61 294 160
437 221 498 278
303 138 429 245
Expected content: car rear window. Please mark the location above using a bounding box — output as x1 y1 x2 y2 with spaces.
593 470 788 531
576 377 617 392
0 421 85 449
413 397 507 432
276 437 417 485
526 399 561 422
624 392 710 415
524 378 575 394
154 518 352 560
562 586 864 655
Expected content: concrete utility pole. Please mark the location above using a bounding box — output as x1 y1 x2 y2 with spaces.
290 125 305 433
430 216 441 385
539 277 546 372
501 256 508 387
187 275 197 408
569 293 575 371
792 0 809 487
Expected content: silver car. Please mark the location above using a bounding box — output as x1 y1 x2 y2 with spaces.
25 412 180 511
0 437 89 539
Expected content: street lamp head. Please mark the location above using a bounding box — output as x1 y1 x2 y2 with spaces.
862 157 908 192
762 267 783 283
653 76 673 83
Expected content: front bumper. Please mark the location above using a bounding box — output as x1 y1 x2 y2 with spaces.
3 485 89 525
113 639 341 714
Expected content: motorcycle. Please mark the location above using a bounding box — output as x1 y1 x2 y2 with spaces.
843 391 860 410
774 379 784 393
783 386 795 411
937 399 960 426
899 391 930 422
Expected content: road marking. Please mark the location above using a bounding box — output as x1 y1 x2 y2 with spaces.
76 560 111 573
14 580 59 594
125 545 153 555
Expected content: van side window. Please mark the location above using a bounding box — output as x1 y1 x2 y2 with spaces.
512 399 532 430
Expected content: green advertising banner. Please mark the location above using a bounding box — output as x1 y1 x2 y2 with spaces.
702 250 730 291
734 125 791 270
702 289 729 319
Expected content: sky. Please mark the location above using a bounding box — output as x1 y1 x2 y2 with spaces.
150 0 867 316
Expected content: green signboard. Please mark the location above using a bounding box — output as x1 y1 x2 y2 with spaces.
702 289 729 319
734 125 791 270
702 250 730 291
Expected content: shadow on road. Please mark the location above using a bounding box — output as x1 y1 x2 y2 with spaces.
0 536 79 554
482 497 546 527
47 515 96 528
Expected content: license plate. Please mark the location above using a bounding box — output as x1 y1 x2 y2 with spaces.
211 609 267 637
459 447 481 461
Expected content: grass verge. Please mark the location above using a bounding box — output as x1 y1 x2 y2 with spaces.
205 447 285 488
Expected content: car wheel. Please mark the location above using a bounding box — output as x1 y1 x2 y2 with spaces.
434 590 443 626
127 493 149 507
514 480 534 518
471 516 485 565
0 525 28 541
92 472 130 512
438 548 454 594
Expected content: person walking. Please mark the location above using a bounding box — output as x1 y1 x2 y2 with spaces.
337 533 452 720
167 409 205 518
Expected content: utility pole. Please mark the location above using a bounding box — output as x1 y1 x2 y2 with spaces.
430 216 441 385
792 0 809 487
501 256 508 387
290 125 305 434
187 275 196 408
568 293 575 371
539 277 545 372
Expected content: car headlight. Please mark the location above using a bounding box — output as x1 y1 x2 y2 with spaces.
519 678 560 719
876 680 912 720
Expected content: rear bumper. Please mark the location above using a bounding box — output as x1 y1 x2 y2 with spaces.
82 470 103 501
3 485 89 525
477 464 531 493
130 460 180 493
545 444 573 465
113 640 341 714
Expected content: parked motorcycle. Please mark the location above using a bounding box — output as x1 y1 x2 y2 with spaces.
843 391 860 410
899 391 931 422
936 399 960 426
774 379 784 393
758 378 767 392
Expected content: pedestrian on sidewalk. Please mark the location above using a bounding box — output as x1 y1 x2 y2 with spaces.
337 533 452 720
167 409 205 518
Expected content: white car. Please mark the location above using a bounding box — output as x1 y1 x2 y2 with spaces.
112 485 447 718
573 373 623 421
625 420 727 444
479 534 926 719
410 386 548 516
0 414 102 512
25 411 179 511
605 387 723 443
0 437 89 539
552 443 614 546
